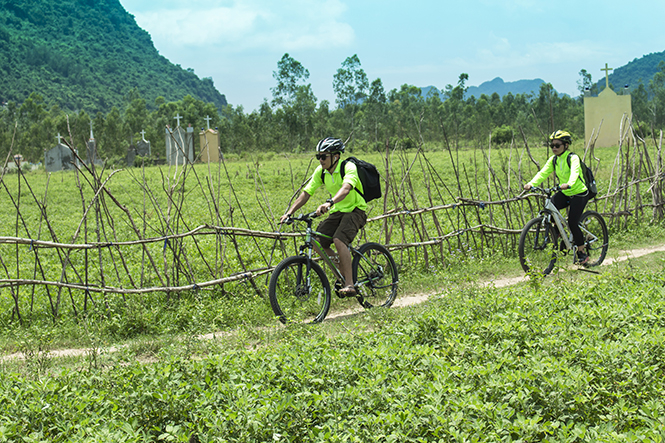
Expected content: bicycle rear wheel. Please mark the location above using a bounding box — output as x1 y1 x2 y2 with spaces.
268 256 331 324
352 242 398 308
518 216 558 275
579 211 608 267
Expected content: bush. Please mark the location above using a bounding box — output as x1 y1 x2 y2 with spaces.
491 125 514 145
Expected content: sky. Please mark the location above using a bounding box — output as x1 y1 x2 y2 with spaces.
117 0 665 112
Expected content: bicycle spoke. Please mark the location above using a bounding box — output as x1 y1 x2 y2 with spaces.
579 211 609 267
269 256 331 324
518 217 558 275
352 243 398 308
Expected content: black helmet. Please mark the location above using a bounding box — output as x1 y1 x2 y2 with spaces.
316 137 345 154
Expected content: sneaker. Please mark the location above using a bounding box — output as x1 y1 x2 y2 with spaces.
576 250 590 265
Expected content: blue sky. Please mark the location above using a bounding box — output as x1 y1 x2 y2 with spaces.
118 0 665 112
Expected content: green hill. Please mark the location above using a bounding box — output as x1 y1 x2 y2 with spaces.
0 0 227 114
602 51 665 91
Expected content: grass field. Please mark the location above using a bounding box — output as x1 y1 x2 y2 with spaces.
1 143 665 441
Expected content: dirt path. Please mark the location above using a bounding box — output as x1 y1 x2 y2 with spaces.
4 244 665 362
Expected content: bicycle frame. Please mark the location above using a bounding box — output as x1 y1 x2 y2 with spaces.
290 211 391 293
540 199 575 251
535 186 602 253
301 222 346 286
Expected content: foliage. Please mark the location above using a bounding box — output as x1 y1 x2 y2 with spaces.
2 267 665 441
0 0 226 115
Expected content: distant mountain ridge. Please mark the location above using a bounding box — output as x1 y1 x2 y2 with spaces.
422 77 546 100
0 0 227 113
421 51 665 102
466 77 546 99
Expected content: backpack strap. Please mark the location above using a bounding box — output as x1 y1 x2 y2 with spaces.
319 159 365 199
320 159 349 183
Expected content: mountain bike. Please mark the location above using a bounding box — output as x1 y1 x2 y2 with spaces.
269 211 399 324
518 186 609 275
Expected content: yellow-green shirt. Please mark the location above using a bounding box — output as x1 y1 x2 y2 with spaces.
527 152 588 196
303 159 367 213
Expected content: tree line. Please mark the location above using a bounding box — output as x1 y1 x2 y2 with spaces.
4 54 665 166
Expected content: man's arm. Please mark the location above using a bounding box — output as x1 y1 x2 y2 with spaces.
280 191 310 224
316 183 353 216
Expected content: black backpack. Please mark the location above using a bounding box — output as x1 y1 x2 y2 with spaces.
321 156 382 202
553 152 597 199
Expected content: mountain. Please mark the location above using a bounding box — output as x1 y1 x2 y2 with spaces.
422 77 546 100
0 0 227 114
602 51 665 91
465 77 545 99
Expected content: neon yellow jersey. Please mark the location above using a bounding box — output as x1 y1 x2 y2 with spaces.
527 151 588 196
303 159 367 213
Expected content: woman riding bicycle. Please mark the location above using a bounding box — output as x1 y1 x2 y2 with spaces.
523 130 591 265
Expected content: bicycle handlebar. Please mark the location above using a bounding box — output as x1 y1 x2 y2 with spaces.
529 185 561 195
282 211 319 225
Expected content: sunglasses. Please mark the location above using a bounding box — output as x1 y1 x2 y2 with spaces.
315 153 330 160
550 143 564 149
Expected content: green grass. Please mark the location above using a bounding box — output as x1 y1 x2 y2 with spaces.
2 144 665 440
1 253 665 441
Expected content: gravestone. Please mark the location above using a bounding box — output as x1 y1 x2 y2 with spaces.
126 144 137 167
584 63 632 148
136 130 151 157
199 128 220 163
45 134 78 172
87 122 103 166
127 130 151 166
165 115 195 165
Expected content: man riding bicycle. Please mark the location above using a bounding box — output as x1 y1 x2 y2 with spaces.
523 130 591 265
280 137 367 296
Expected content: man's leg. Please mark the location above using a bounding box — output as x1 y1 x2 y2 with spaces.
333 238 353 288
331 209 367 294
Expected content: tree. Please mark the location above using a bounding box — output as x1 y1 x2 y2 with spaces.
332 54 369 142
442 73 469 148
333 54 368 108
361 78 388 143
271 53 310 108
577 69 599 97
649 62 665 129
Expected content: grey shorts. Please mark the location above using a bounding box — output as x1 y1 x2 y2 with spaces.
316 208 367 248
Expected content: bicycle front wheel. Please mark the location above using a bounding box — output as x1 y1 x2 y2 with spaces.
580 211 608 267
352 242 399 309
518 216 558 275
268 256 331 324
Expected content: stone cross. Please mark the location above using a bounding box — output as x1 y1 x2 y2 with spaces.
174 113 183 127
601 63 613 89
56 133 62 144
204 115 212 130
140 130 146 140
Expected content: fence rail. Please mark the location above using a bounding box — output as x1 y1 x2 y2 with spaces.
1 122 664 322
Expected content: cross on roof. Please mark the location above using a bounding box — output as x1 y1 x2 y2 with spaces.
204 115 212 130
601 63 613 89
140 130 147 141
56 133 62 144
174 113 183 127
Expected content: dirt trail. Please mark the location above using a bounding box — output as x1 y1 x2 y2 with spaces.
4 244 665 362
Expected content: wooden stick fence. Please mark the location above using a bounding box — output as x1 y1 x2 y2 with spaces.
1 123 664 323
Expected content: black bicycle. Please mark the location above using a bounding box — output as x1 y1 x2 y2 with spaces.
269 212 399 323
518 186 609 275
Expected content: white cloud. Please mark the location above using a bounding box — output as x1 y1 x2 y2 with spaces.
476 38 608 70
131 0 354 52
